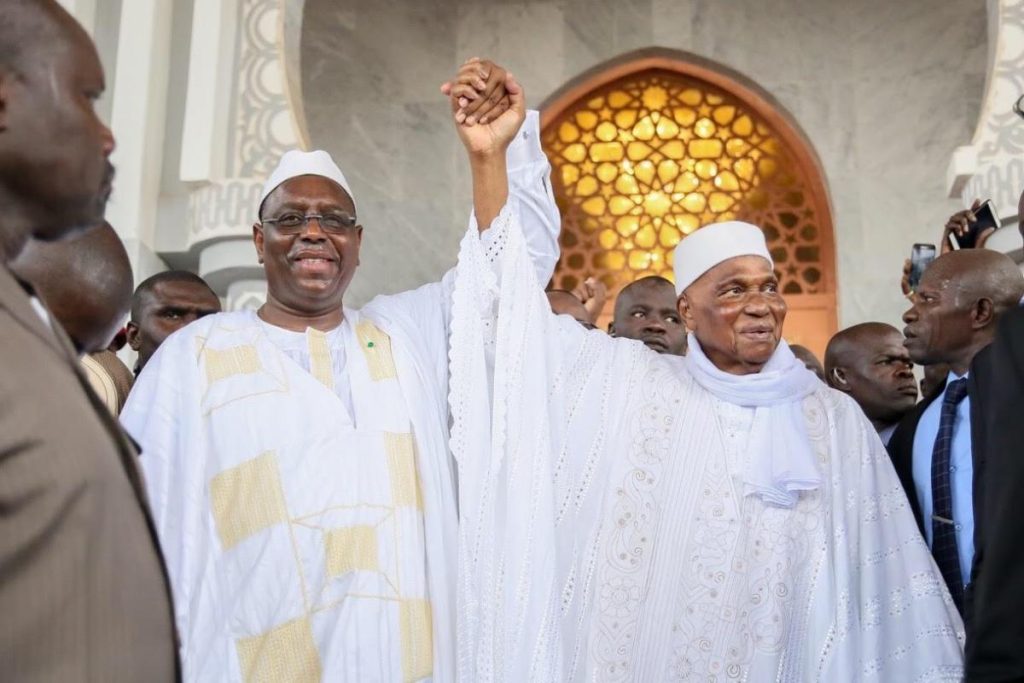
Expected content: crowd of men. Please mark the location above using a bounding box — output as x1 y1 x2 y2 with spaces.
1 1 1023 681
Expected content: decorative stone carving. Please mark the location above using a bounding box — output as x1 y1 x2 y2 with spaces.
955 0 1024 218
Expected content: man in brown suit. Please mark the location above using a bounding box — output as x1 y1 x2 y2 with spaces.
0 1 178 680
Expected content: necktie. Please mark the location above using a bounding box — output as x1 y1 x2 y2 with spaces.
930 377 969 613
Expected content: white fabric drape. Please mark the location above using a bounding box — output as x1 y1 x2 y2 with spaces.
685 334 822 507
449 209 966 682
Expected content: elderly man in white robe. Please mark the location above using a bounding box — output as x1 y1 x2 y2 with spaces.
121 62 559 682
448 216 966 680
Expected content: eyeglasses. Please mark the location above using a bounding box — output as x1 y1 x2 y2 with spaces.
261 212 358 234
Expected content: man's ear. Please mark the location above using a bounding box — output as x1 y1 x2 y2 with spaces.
829 366 850 392
677 293 695 332
355 225 363 266
125 321 141 351
971 297 995 330
252 223 265 264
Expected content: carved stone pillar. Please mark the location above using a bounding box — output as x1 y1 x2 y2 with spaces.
180 0 309 309
947 0 1024 261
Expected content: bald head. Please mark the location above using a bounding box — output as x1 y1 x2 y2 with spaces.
825 323 901 373
547 289 593 329
0 0 71 71
11 222 132 352
611 276 687 355
903 249 1024 371
825 322 917 428
926 249 1024 313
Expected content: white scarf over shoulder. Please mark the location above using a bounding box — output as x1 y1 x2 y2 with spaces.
686 334 822 507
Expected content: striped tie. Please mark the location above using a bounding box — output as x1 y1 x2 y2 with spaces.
930 377 968 613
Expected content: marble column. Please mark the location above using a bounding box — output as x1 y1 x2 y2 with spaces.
180 0 309 309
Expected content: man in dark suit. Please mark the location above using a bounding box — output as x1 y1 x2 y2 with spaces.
964 191 1024 682
888 248 1024 622
0 1 178 679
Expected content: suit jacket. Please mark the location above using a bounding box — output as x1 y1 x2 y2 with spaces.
965 308 1024 682
0 265 179 681
887 350 988 534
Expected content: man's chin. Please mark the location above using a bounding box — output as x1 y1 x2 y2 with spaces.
642 339 668 353
738 339 778 362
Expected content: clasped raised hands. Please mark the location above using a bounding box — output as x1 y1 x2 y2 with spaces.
440 57 525 158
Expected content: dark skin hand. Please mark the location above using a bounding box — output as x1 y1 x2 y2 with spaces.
941 198 993 254
440 58 511 126
547 290 595 329
900 197 1000 296
571 276 607 326
127 279 221 371
678 255 786 375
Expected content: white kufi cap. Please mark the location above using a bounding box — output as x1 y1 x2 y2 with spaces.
259 149 355 213
672 221 773 295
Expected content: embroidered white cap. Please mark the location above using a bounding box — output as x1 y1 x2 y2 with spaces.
259 149 355 214
672 221 773 295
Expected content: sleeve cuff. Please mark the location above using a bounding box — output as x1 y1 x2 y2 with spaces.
506 110 546 172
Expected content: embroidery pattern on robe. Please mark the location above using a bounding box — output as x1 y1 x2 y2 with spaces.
195 319 432 682
664 396 826 681
589 359 689 680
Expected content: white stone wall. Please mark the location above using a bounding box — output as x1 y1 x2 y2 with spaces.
301 0 987 330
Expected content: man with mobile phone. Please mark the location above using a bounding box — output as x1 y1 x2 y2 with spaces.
888 248 1024 622
942 198 999 253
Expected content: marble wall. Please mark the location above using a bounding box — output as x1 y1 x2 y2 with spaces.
301 0 987 329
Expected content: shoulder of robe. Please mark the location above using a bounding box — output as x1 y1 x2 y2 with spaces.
147 311 252 370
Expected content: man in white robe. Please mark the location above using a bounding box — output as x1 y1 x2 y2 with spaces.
448 214 966 681
121 66 558 682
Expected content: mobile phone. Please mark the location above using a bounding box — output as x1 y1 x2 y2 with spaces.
948 200 1001 249
909 243 936 291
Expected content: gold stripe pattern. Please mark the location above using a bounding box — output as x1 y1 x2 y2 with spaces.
399 599 433 682
305 328 335 391
236 616 322 683
385 432 421 509
355 320 397 381
204 344 262 384
324 525 380 576
209 452 288 550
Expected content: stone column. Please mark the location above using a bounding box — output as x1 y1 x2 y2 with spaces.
181 0 310 310
947 0 1024 262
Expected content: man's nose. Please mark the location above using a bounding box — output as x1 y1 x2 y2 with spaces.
902 306 916 324
643 318 666 333
299 217 328 240
743 293 770 316
101 123 115 157
895 363 914 379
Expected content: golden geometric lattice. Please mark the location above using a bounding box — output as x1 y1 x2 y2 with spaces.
543 68 825 297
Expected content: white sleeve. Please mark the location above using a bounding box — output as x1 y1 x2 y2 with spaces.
475 109 561 288
363 110 560 372
449 198 643 682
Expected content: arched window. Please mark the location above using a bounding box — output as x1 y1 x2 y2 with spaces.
541 52 837 353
